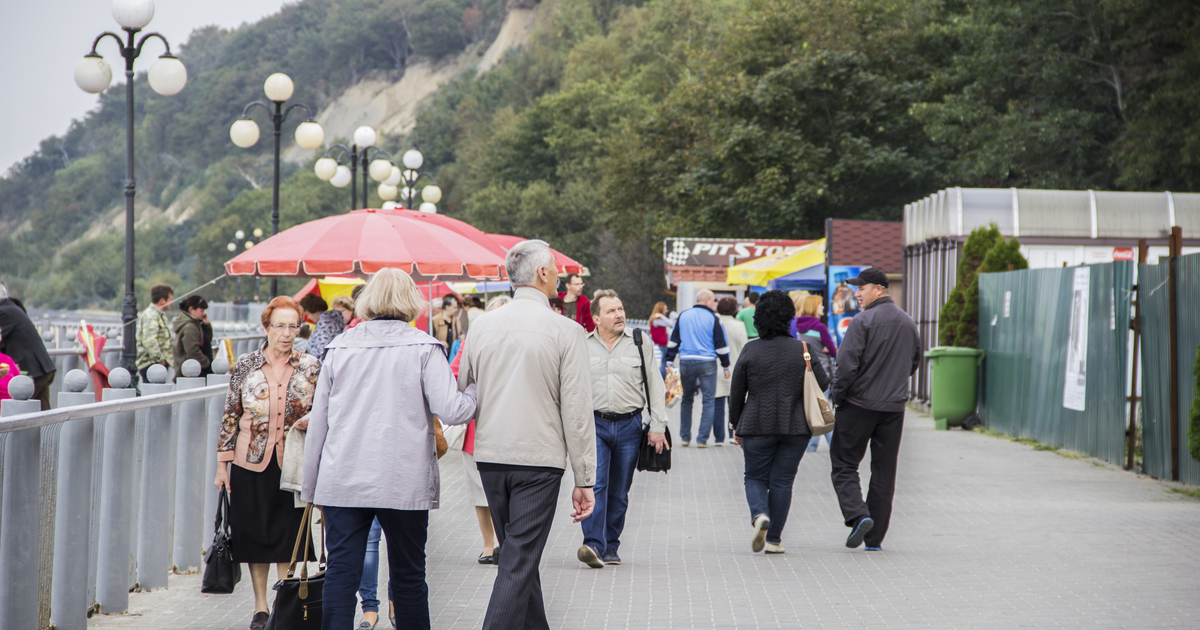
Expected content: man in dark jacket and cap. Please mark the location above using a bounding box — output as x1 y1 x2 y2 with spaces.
0 284 56 410
828 268 921 551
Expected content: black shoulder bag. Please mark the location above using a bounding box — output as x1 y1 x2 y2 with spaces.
201 489 241 594
265 503 325 629
633 328 672 472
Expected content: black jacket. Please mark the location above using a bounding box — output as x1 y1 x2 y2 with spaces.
0 298 55 378
729 336 829 437
829 296 921 412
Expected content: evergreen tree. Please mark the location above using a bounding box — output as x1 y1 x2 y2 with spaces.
937 224 1001 347
953 235 1029 348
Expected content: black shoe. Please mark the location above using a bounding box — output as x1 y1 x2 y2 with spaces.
577 544 605 568
846 517 875 549
601 549 621 565
477 551 496 564
250 611 269 630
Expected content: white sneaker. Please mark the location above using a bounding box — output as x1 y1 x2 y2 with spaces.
697 443 708 449
714 441 724 447
764 542 785 554
751 515 770 553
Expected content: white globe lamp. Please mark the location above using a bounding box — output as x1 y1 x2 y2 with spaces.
253 228 263 238
294 122 324 150
384 166 402 186
235 230 245 240
381 201 398 210
147 55 187 95
353 126 377 148
227 242 237 252
74 56 113 93
330 165 352 188
419 202 438 214
378 184 398 201
369 159 393 182
112 0 155 30
402 149 423 170
314 158 338 181
421 185 442 204
229 119 260 148
399 187 413 205
263 73 294 102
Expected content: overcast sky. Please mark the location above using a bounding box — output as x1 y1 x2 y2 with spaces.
0 0 293 174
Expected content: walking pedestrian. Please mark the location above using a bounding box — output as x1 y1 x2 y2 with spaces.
458 240 596 630
0 283 56 410
577 290 668 568
172 295 213 380
307 295 354 360
303 268 478 630
214 297 321 630
559 273 594 332
729 290 829 554
736 292 760 340
828 268 920 551
432 295 462 358
136 284 174 383
795 295 838 452
712 297 749 447
664 289 730 447
648 302 670 378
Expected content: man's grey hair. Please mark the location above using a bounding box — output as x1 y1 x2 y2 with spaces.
0 283 7 300
592 289 620 311
506 239 557 287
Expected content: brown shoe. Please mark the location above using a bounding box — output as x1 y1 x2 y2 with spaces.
250 611 269 630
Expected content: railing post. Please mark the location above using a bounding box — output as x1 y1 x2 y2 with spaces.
172 361 209 574
136 366 176 591
0 377 45 630
51 370 100 630
95 368 137 613
202 356 232 555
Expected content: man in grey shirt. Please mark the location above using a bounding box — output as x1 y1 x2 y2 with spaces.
577 290 668 568
458 240 596 630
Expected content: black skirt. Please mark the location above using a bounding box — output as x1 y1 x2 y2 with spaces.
228 455 313 564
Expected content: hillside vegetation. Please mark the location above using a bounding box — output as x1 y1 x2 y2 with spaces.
2 0 1199 316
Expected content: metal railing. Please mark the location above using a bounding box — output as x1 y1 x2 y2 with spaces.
0 365 231 630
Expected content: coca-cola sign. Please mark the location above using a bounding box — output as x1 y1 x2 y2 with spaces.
1111 247 1134 261
663 238 810 267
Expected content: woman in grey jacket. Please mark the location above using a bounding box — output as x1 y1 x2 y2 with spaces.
729 290 829 555
301 268 478 630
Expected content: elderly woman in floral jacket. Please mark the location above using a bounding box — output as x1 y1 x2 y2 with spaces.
214 296 321 630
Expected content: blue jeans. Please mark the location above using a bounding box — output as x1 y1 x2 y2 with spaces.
658 346 668 379
582 413 643 554
322 507 429 630
358 517 383 613
678 359 717 444
742 434 809 544
711 396 727 443
807 431 833 452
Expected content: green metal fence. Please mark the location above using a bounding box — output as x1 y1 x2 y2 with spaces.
1139 252 1200 485
978 262 1132 466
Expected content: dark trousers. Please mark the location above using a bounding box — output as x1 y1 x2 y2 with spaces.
32 370 55 411
581 413 641 554
830 403 905 547
741 434 808 544
321 506 429 630
480 468 564 630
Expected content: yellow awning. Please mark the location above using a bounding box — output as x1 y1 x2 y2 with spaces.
317 276 365 300
725 239 826 286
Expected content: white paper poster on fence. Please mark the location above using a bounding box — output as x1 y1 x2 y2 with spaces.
1062 267 1090 411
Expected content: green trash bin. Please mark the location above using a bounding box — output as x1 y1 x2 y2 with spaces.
924 346 985 430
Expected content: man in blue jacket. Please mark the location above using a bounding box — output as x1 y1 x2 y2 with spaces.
664 289 730 447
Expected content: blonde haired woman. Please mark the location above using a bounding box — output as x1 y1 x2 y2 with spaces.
302 268 478 630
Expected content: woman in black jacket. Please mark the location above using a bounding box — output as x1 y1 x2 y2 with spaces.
730 290 829 554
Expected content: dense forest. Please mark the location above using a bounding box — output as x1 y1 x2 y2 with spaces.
1 0 1198 316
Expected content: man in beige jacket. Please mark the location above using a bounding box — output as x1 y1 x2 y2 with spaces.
458 239 596 630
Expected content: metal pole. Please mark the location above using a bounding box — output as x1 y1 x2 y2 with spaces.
1127 239 1147 471
120 29 139 381
172 374 208 574
270 102 283 299
350 144 359 211
1168 226 1182 481
361 147 370 209
95 371 137 611
136 376 175 590
51 372 98 630
0 381 45 629
202 365 232 555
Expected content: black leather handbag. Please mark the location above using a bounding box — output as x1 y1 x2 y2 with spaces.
201 489 241 594
265 503 325 630
632 328 672 472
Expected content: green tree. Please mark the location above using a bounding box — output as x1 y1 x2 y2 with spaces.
937 224 1001 347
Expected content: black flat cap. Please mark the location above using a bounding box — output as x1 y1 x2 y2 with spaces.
845 267 889 287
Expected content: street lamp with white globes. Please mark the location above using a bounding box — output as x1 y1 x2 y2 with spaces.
229 72 323 299
396 147 442 213
313 126 397 211
74 0 188 381
227 228 265 306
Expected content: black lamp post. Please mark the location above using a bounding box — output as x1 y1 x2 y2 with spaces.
229 73 324 299
74 0 188 379
227 229 264 309
314 126 397 210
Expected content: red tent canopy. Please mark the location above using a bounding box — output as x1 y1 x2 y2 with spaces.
487 234 586 275
225 209 506 281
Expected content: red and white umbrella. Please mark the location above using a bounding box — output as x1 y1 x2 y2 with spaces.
224 208 506 281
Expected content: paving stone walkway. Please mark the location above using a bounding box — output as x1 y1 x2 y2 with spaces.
89 406 1200 629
